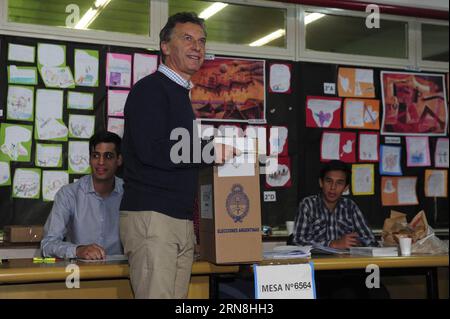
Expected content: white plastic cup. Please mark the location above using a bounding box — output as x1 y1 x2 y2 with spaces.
286 221 295 235
399 237 412 256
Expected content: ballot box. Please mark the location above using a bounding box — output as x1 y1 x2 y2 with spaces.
199 137 262 264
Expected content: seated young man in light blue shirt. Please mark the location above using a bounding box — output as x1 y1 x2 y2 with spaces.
41 131 124 260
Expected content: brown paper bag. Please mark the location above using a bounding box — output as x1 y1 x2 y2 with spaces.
382 210 428 246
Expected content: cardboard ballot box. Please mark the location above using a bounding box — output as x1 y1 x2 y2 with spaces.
199 138 262 264
3 225 44 243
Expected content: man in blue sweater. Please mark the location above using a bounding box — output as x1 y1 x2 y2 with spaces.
120 12 235 299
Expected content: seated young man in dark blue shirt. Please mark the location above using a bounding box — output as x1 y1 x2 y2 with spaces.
292 160 389 299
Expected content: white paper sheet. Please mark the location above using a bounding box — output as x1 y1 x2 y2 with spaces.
352 165 373 194
355 68 373 83
406 137 430 166
107 117 125 138
359 134 378 161
42 170 69 201
36 144 62 167
381 145 402 174
7 86 34 121
68 92 94 110
36 89 68 140
0 162 11 186
266 164 291 187
425 170 446 197
321 132 340 160
69 141 90 173
74 49 99 87
345 99 364 127
435 138 449 168
69 115 95 139
133 53 157 84
0 125 32 161
38 43 65 67
13 169 40 198
269 64 291 93
8 65 37 84
397 178 418 204
40 66 75 88
269 126 288 155
8 43 35 63
107 90 129 116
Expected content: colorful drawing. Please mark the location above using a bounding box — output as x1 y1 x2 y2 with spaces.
380 145 402 175
406 136 430 167
191 57 265 122
381 71 448 135
338 67 375 98
306 96 341 128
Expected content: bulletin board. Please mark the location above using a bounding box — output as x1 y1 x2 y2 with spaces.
0 34 448 231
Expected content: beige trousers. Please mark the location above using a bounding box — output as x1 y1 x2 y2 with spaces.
119 210 195 299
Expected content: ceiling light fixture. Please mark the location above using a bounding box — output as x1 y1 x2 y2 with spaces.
75 0 112 30
199 2 228 20
249 29 286 47
305 12 325 25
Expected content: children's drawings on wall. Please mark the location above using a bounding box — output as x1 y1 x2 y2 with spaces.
352 164 374 195
435 138 449 168
321 131 356 163
343 98 379 130
358 132 379 162
381 71 448 136
405 136 431 167
338 67 375 98
306 96 341 128
424 169 448 198
12 168 41 199
380 145 402 175
381 176 418 206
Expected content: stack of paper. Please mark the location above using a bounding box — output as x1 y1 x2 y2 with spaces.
350 246 398 257
263 245 312 259
311 244 349 255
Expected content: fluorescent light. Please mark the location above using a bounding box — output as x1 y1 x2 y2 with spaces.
249 29 285 47
305 12 325 25
75 0 112 30
199 2 228 20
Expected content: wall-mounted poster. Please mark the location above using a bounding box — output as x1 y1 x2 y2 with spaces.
305 96 341 128
191 57 265 122
337 67 375 98
380 71 448 136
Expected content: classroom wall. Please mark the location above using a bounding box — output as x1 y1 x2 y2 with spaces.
0 34 448 231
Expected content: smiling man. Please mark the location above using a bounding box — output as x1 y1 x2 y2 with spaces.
292 160 377 249
41 131 124 260
120 12 238 299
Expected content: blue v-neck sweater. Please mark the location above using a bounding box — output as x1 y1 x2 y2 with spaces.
120 71 206 220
